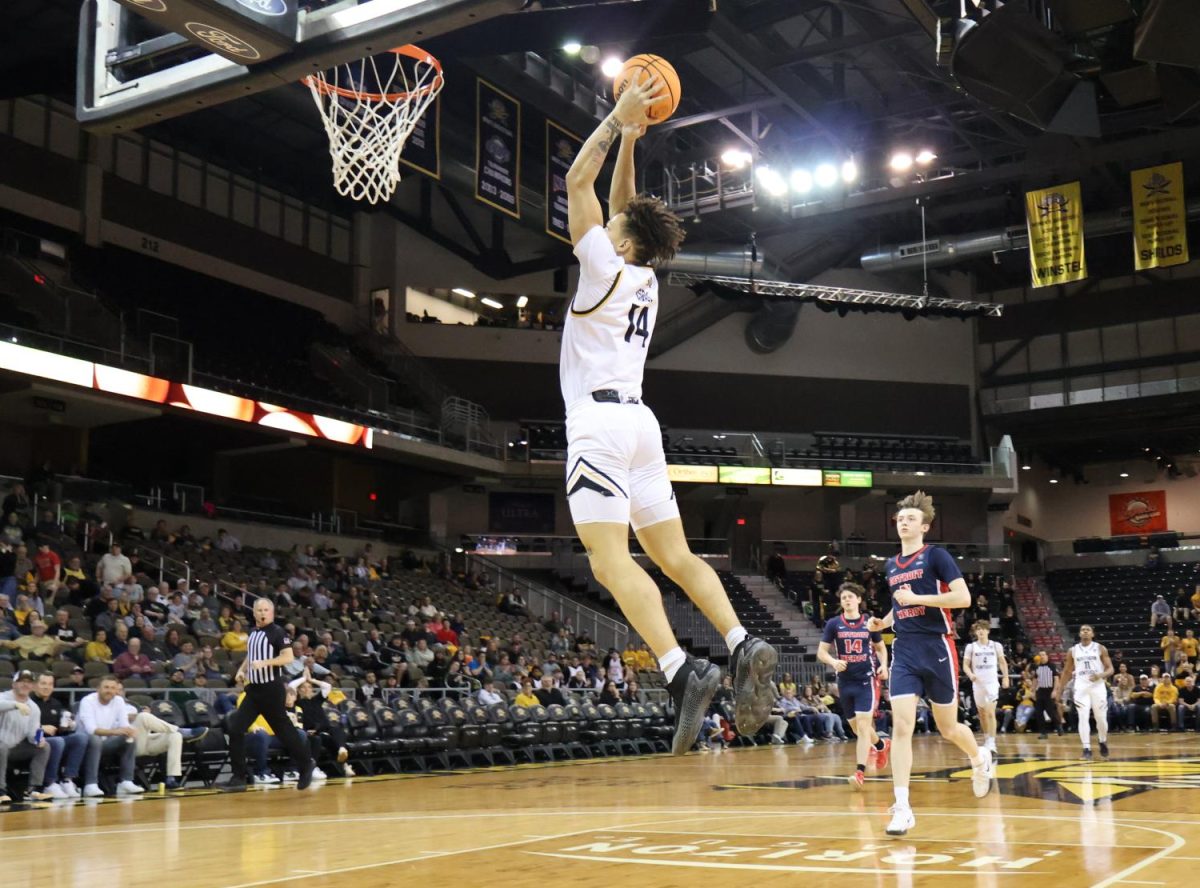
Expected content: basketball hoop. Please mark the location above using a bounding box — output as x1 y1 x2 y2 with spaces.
304 45 443 205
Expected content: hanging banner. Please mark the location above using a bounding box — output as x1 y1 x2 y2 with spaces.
1109 490 1168 536
476 79 521 219
1132 161 1188 271
1025 180 1087 287
546 119 582 244
399 95 440 180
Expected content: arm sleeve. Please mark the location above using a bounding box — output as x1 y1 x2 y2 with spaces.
928 547 964 585
870 631 882 644
77 698 96 735
570 226 624 313
821 620 837 644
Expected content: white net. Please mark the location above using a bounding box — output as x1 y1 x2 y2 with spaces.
304 47 442 205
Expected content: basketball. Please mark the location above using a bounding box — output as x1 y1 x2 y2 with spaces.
612 54 681 124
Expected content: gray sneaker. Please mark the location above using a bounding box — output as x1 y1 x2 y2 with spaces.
730 636 779 736
667 657 722 756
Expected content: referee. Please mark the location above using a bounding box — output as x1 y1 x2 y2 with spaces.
1031 651 1064 740
224 598 314 789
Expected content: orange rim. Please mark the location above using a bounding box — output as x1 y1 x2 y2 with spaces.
303 44 443 103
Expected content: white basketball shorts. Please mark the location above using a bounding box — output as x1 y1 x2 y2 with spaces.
1073 678 1108 713
565 398 679 531
973 681 1000 708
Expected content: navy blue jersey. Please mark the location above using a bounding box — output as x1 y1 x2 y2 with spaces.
822 614 882 681
885 544 962 637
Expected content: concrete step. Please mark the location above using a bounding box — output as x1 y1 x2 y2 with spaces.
737 574 824 645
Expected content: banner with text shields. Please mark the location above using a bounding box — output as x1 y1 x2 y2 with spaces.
545 120 582 244
1108 490 1168 536
1025 180 1087 287
1132 161 1189 271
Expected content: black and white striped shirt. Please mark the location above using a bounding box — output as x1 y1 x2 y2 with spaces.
245 623 289 685
1035 663 1056 690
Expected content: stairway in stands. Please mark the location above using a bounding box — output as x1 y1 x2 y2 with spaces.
1014 577 1070 667
732 573 823 674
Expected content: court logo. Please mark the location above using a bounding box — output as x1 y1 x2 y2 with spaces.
233 0 289 14
185 22 262 60
126 0 168 12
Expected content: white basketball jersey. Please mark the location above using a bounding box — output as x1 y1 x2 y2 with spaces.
965 640 1002 682
1072 642 1104 680
560 226 659 407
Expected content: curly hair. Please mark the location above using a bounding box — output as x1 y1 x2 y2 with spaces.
837 582 866 602
621 194 686 266
895 489 935 525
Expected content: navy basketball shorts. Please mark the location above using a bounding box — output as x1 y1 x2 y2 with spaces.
838 675 879 719
889 634 959 706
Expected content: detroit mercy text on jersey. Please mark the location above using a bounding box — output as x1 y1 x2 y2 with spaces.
886 545 963 636
822 615 882 681
560 226 659 406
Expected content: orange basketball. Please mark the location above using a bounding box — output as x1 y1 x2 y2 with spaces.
612 54 681 124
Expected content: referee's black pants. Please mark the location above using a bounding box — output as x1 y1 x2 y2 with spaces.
227 682 313 777
1032 688 1061 734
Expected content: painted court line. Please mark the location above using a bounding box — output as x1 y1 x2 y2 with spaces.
526 852 1045 876
605 827 1161 849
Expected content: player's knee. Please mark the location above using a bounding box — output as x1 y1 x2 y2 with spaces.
587 552 635 590
653 547 700 580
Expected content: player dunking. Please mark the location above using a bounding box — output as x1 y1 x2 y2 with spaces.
1056 624 1113 760
818 582 891 788
562 75 777 753
867 491 992 836
963 620 1009 754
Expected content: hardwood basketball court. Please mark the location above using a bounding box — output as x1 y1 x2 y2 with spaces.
3 734 1196 887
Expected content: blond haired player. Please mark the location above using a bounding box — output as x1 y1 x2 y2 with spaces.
1055 624 1113 760
867 491 992 836
963 620 1009 754
562 74 777 755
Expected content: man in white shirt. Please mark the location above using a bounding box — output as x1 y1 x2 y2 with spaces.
477 680 505 707
77 675 143 797
216 529 241 552
96 543 133 586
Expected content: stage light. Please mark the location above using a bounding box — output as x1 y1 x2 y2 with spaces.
1049 478 1059 484
814 163 838 188
481 297 504 309
601 57 624 78
790 168 813 193
841 159 858 183
1120 472 1129 478
452 288 476 299
562 41 582 54
721 148 752 169
889 151 914 172
916 149 938 165
516 295 528 308
1021 464 1031 470
755 166 788 197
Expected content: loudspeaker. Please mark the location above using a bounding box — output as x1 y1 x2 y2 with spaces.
1047 80 1100 138
1158 65 1200 123
1046 0 1133 34
1134 0 1200 68
1100 65 1161 107
951 5 1094 132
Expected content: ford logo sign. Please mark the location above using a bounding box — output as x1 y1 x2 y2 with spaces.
233 0 288 16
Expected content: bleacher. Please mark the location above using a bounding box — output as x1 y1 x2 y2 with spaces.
784 432 981 474
1046 561 1200 669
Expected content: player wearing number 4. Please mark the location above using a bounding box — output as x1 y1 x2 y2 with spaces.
867 491 993 836
561 73 778 755
818 583 891 789
963 620 1010 754
1056 625 1113 760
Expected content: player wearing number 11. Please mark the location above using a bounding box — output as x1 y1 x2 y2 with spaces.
560 72 778 757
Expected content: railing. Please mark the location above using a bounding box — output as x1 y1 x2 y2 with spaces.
763 538 1013 562
380 685 670 707
460 533 729 558
464 552 630 653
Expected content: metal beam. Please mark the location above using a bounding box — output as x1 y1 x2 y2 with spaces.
772 21 921 67
655 98 783 133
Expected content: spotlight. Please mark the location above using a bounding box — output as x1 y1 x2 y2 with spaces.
841 159 858 183
1120 472 1129 478
721 148 752 169
814 163 838 188
916 149 937 165
790 168 813 193
601 56 624 78
889 151 914 172
452 288 476 299
562 41 582 54
516 295 529 308
481 297 504 309
1049 478 1059 484
754 165 788 197
1021 464 1031 471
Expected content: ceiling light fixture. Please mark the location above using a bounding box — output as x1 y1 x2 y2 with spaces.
1021 464 1031 471
562 41 582 54
516 295 529 308
481 297 504 309
1049 478 1059 484
841 159 858 183
721 148 752 169
755 165 788 197
915 149 937 165
601 56 624 78
452 288 476 299
790 168 813 193
814 163 838 188
1120 472 1129 478
889 151 914 172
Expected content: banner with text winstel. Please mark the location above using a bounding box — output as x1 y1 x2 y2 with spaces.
475 79 521 219
1025 180 1087 287
545 120 582 244
1131 161 1188 271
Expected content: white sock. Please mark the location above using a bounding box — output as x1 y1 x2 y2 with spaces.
725 626 748 654
659 647 686 682
894 786 910 807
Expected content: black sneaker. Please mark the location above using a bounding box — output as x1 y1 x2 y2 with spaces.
667 656 721 756
1099 741 1109 759
220 776 246 791
730 636 779 737
297 762 315 790
1038 733 1048 740
1081 747 1093 761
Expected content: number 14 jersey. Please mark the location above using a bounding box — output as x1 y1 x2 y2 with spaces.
822 615 883 682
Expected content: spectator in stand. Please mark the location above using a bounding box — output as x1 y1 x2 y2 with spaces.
1112 663 1134 730
598 680 621 705
801 686 847 740
222 619 249 652
33 542 61 598
193 608 220 637
195 645 223 680
138 623 166 662
163 628 184 659
85 628 113 664
2 513 23 546
1152 674 1179 731
113 637 155 680
541 653 563 685
774 688 815 744
109 622 130 658
358 672 382 704
605 650 625 689
31 673 86 798
1178 675 1200 730
1150 594 1172 630
493 653 516 688
62 555 87 585
1162 629 1181 675
290 673 352 778
167 593 187 624
407 638 434 672
1175 586 1193 624
514 679 539 708
534 675 566 707
1183 630 1200 669
1 484 30 525
122 689 191 790
477 679 504 707
96 544 132 587
217 605 234 632
216 528 241 552
77 675 143 797
0 670 52 803
1130 674 1155 731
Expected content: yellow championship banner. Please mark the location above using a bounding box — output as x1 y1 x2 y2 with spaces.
1025 180 1087 287
1132 162 1189 271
